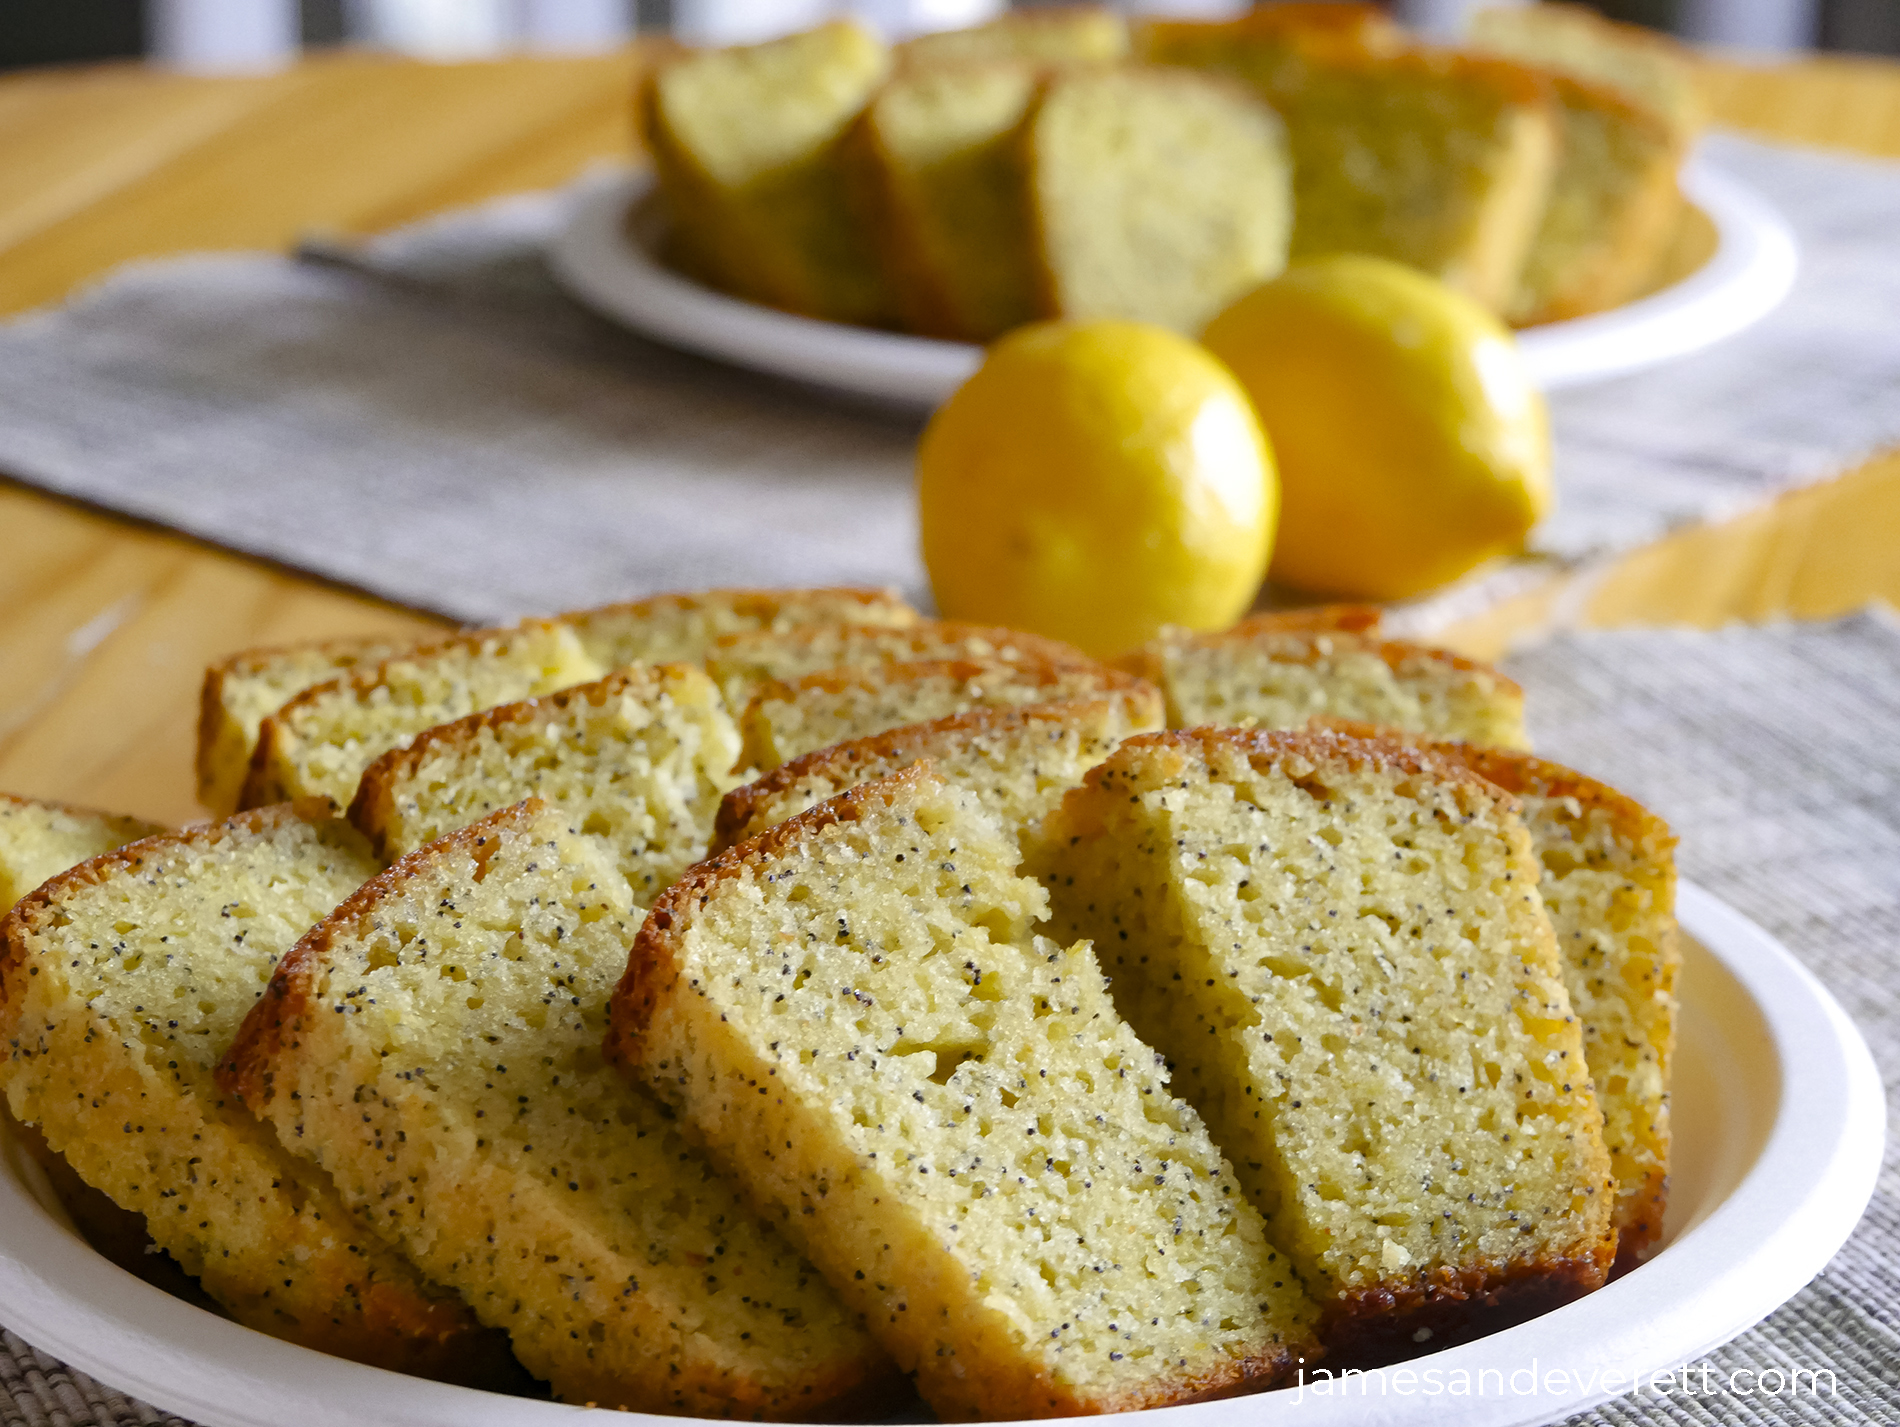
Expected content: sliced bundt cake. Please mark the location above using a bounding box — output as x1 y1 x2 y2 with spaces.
0 793 164 911
706 619 1094 706
199 634 417 815
1030 728 1615 1363
1404 734 1678 1272
738 657 1152 771
611 767 1317 1418
1027 65 1293 333
220 800 894 1416
240 619 603 811
854 59 1043 341
0 804 504 1381
1122 620 1528 748
349 663 741 905
644 20 895 323
714 691 1163 852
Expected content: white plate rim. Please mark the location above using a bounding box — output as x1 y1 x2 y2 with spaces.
544 155 1798 407
0 880 1880 1427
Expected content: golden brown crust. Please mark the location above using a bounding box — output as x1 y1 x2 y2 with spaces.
709 688 1160 852
217 798 546 1111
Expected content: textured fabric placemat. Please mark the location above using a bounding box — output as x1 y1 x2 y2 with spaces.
0 132 1897 626
5 607 1897 1425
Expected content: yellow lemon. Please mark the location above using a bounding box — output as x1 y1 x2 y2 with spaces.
917 319 1276 658
1201 254 1552 601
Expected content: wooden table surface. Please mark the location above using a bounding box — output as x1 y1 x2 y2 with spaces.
1 44 1898 827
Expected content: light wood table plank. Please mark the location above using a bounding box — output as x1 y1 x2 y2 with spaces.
0 48 1895 821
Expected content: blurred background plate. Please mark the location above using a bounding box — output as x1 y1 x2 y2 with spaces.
0 881 1879 1427
547 156 1797 409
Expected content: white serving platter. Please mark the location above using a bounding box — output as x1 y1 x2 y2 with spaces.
546 159 1797 408
0 882 1881 1427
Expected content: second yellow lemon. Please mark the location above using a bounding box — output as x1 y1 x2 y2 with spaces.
918 319 1276 658
1202 255 1553 601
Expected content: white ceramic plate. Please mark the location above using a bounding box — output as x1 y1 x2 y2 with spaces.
0 882 1881 1427
546 160 1797 407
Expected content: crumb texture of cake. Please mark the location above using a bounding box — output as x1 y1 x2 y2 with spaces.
896 7 1129 69
740 657 1151 771
560 585 918 672
1143 11 1557 312
199 634 418 815
855 60 1042 341
241 619 603 811
1027 66 1293 333
0 804 501 1381
350 663 742 905
219 800 891 1416
706 619 1094 707
1504 74 1683 323
0 793 165 911
645 20 895 323
612 768 1316 1418
1030 729 1615 1361
1426 740 1678 1272
714 691 1163 852
1124 622 1529 749
1467 2 1703 140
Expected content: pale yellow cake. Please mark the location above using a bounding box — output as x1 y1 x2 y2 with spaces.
854 60 1043 340
349 663 742 905
0 804 506 1381
1121 620 1529 748
714 691 1164 852
221 800 894 1416
1405 735 1678 1272
1141 8 1559 313
199 635 416 815
611 768 1318 1417
1027 65 1294 333
1469 2 1704 141
0 793 164 911
1031 728 1616 1362
738 656 1152 770
240 620 604 811
559 585 918 671
644 20 896 323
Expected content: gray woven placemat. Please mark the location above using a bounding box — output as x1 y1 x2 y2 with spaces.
0 132 1896 626
5 607 1897 1423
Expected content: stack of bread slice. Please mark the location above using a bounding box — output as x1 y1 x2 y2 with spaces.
639 2 1700 334
2 583 1678 1417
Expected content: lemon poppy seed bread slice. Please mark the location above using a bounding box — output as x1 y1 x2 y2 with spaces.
706 619 1095 707
611 768 1317 1418
739 657 1153 771
1386 733 1678 1272
0 804 505 1381
220 799 893 1416
644 20 895 323
350 663 741 905
200 635 420 815
1027 65 1293 334
714 691 1164 852
1029 729 1615 1364
854 60 1043 341
560 585 918 671
0 793 165 911
241 619 604 811
1122 621 1528 748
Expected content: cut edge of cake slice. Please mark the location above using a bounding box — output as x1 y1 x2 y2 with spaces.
612 765 1319 1417
0 792 167 913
